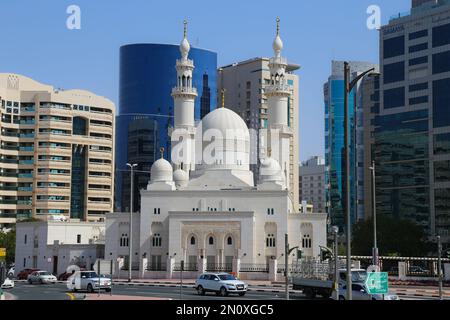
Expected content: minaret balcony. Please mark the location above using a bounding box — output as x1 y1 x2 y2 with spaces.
176 59 194 68
265 84 291 95
171 87 198 96
269 56 287 67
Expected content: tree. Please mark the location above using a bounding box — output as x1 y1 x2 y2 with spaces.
0 229 16 265
352 214 431 257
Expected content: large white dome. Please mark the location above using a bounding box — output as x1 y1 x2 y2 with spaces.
151 158 173 182
201 107 249 135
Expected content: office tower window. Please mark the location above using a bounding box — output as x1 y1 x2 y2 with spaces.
432 51 450 74
409 42 428 53
409 96 428 105
409 82 428 92
71 146 86 219
434 160 450 182
200 73 211 119
384 87 405 109
409 29 428 40
73 117 87 135
434 133 450 155
433 23 450 48
384 36 405 59
435 188 450 236
409 56 428 66
384 61 405 84
433 78 450 128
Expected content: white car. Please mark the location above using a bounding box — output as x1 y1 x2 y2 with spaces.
69 271 112 293
27 271 57 284
334 283 399 300
1 278 14 289
195 273 248 297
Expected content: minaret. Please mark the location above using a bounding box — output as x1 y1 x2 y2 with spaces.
266 17 293 189
171 20 197 173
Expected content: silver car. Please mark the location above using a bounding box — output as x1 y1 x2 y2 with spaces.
195 273 248 297
27 271 57 284
69 271 112 293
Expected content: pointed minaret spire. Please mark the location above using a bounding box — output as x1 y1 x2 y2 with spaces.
273 17 284 58
180 20 191 61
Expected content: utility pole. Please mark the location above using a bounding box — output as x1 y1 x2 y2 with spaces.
284 234 298 300
370 161 378 266
126 163 138 282
437 236 443 300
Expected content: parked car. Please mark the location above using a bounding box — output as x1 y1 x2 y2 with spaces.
333 283 399 300
58 268 86 281
68 271 112 293
195 273 248 297
7 267 15 278
27 271 57 284
1 278 14 289
17 268 39 280
409 266 429 274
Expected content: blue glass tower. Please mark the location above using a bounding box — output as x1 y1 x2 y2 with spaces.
116 44 217 212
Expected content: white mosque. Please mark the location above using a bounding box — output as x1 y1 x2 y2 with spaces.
105 20 327 278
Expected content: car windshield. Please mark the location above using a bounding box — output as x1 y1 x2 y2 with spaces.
83 272 98 278
352 271 367 282
39 272 50 276
218 274 236 281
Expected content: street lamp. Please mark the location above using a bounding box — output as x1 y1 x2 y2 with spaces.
332 226 339 300
126 163 138 282
343 62 379 300
369 161 378 267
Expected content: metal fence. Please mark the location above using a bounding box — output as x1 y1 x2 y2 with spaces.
239 264 269 273
147 264 167 272
173 263 198 272
205 263 232 273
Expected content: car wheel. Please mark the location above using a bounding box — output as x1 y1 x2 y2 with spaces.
87 283 94 293
304 288 316 299
105 288 111 293
238 292 246 297
339 296 345 300
39 279 43 285
219 287 228 297
28 279 32 284
197 286 205 296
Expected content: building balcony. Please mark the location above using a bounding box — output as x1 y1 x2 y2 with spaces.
176 58 194 67
269 56 287 66
171 87 198 96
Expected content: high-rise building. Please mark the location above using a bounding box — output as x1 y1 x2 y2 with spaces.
218 58 300 211
299 156 327 213
0 73 115 226
324 61 378 230
116 43 217 213
375 0 450 242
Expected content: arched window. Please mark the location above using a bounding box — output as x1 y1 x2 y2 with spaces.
208 236 214 245
152 233 162 247
302 235 311 248
227 237 233 245
266 234 276 248
120 233 129 247
190 236 196 245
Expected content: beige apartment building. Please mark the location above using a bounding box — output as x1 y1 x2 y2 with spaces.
0 73 115 226
218 58 300 211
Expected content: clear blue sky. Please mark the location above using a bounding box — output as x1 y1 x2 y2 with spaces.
0 0 410 161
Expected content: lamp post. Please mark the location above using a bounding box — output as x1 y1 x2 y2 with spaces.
126 163 138 282
343 62 377 300
369 161 378 266
332 226 339 300
284 234 298 300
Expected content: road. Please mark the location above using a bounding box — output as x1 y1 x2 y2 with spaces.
5 282 310 300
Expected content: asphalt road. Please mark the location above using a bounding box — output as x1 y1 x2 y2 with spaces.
6 282 310 300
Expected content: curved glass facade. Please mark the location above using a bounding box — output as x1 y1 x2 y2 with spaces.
116 44 217 212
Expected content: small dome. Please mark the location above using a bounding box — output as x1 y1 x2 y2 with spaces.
273 35 283 56
259 157 284 183
173 169 189 182
151 158 173 182
180 37 190 59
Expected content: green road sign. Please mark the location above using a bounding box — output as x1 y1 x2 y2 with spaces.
365 272 389 294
